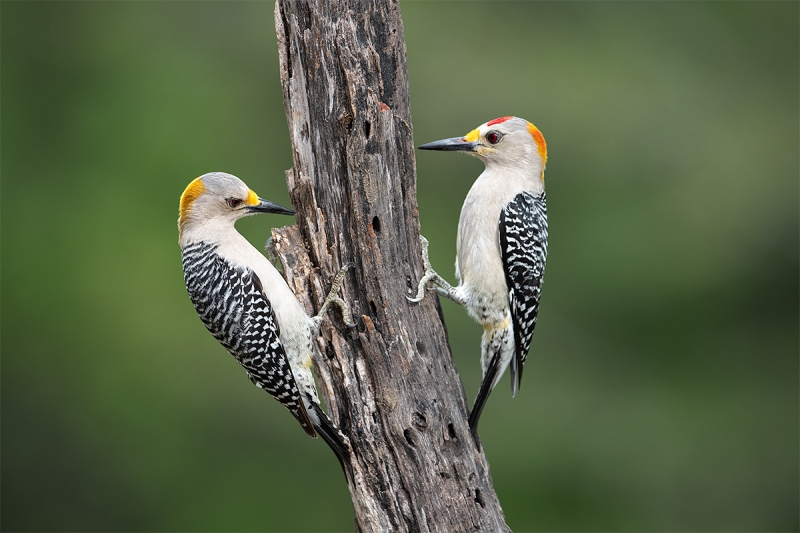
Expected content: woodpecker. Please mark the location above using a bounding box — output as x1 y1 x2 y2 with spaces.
179 172 354 463
409 116 548 440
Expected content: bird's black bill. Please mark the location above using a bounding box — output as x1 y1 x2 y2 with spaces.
248 198 295 216
418 136 478 152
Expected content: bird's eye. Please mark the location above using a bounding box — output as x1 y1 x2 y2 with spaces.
486 131 502 145
226 198 243 208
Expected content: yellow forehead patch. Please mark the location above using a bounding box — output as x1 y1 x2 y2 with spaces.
245 189 259 206
527 122 547 163
179 177 205 221
463 128 480 142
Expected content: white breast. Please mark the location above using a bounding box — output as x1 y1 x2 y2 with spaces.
456 167 542 324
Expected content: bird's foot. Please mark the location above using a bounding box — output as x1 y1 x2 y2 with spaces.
408 235 458 303
314 263 357 331
264 236 280 267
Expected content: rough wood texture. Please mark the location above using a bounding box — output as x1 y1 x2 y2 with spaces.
272 0 511 531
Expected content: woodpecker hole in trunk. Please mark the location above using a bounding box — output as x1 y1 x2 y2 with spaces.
403 428 415 447
474 489 485 508
372 216 381 233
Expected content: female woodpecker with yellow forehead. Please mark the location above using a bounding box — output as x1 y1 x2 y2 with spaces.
410 116 548 441
178 172 353 463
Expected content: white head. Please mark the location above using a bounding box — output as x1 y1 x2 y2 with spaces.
178 172 294 238
419 116 547 179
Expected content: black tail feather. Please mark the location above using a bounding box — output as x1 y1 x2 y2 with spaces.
468 351 502 445
309 403 351 473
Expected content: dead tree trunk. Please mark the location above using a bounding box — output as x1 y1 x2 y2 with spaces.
271 0 511 531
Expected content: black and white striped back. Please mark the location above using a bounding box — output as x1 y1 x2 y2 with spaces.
181 241 314 436
499 191 548 390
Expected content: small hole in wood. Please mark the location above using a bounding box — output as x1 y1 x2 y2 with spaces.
372 216 381 233
447 423 456 439
474 488 485 508
324 345 336 360
369 300 378 316
403 428 415 447
364 120 371 138
415 340 426 354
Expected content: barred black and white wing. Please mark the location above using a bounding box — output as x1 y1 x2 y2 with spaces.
499 191 548 395
181 241 315 437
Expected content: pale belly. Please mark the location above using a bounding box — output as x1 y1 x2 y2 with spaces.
456 186 510 326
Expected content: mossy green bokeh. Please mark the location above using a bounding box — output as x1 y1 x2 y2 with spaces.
2 2 797 531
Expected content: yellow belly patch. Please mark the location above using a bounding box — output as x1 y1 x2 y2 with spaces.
483 315 511 333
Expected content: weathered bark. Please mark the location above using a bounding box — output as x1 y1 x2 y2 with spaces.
271 0 511 531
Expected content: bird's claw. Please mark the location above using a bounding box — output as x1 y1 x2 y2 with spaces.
264 236 280 266
407 269 441 303
408 235 450 303
315 263 357 328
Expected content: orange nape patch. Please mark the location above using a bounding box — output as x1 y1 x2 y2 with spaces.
245 189 259 206
179 177 205 221
464 128 480 142
486 116 513 127
527 122 547 163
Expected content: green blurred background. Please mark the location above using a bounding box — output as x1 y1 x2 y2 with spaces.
2 1 797 531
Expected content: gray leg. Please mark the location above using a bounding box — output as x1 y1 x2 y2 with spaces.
264 237 279 267
311 263 357 333
408 236 465 304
